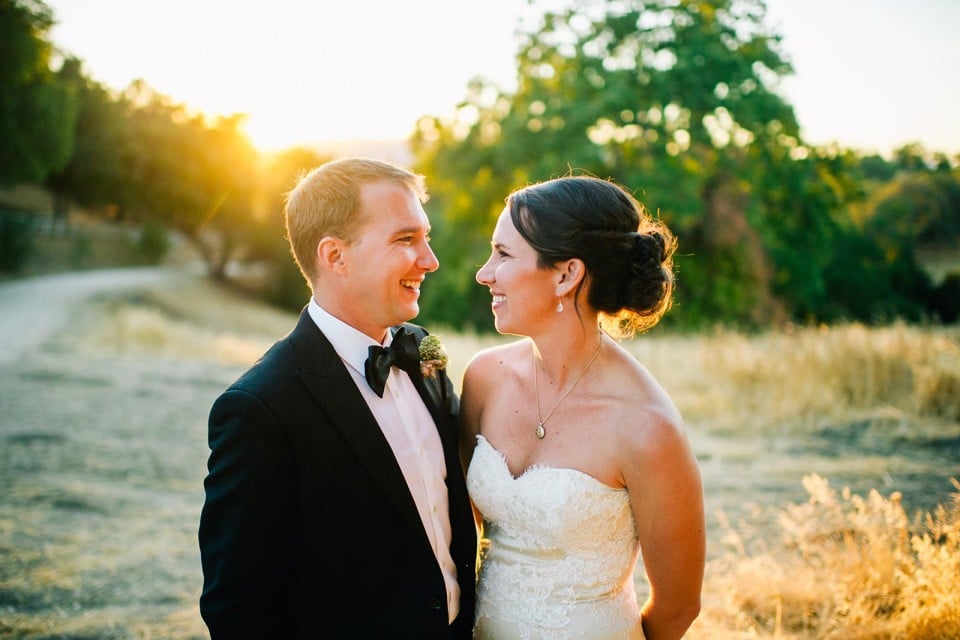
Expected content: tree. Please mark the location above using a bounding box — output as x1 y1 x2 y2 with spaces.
892 142 930 172
858 153 897 183
45 58 135 219
0 0 77 186
413 0 842 329
869 170 960 246
105 81 259 280
243 147 331 310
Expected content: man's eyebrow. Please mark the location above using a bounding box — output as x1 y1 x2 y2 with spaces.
391 225 430 235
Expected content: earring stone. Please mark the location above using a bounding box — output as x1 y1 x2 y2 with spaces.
556 300 563 313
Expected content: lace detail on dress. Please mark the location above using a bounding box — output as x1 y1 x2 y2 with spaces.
467 436 643 640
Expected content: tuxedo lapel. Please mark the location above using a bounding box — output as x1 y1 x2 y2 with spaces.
410 364 445 436
289 312 428 542
403 325 461 465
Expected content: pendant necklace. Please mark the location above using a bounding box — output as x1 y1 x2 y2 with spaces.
533 336 604 440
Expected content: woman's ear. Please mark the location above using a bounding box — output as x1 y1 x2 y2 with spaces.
555 258 586 297
317 236 347 274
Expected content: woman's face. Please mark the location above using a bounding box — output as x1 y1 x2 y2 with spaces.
475 207 558 335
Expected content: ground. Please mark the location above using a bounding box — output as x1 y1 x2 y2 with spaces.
0 268 291 639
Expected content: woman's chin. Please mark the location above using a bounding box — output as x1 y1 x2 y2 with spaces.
493 318 519 336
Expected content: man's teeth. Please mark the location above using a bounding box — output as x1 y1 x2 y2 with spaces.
401 280 420 290
492 295 506 304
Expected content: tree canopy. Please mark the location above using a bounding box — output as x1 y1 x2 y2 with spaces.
411 0 949 330
0 0 77 186
4 0 957 328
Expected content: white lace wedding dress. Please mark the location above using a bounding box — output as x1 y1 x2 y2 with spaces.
467 435 645 639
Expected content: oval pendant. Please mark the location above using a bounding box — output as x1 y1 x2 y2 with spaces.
535 423 546 439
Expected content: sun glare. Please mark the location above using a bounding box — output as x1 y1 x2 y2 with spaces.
241 108 417 154
242 117 317 154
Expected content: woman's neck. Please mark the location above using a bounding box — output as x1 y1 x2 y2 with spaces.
530 315 604 387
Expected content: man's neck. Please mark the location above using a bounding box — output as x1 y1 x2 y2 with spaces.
311 296 389 344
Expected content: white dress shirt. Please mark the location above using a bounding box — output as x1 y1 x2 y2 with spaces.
308 299 459 623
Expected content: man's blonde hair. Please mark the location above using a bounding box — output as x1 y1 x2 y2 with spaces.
283 157 428 286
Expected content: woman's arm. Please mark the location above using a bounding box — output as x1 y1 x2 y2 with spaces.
458 353 489 474
624 412 705 640
459 352 493 533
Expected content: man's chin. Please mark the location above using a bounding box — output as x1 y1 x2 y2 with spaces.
397 304 420 323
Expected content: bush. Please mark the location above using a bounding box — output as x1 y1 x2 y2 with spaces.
929 274 960 324
137 220 170 264
0 212 36 272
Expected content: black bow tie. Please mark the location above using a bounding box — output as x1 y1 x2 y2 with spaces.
364 327 420 397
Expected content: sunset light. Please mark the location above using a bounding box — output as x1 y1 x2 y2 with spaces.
4 1 959 638
47 0 525 152
45 0 960 156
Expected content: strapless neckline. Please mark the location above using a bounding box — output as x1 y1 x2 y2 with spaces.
467 435 643 639
476 435 626 492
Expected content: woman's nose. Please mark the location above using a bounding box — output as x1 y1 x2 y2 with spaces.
476 258 493 285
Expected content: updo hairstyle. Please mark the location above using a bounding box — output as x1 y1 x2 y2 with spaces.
507 176 676 337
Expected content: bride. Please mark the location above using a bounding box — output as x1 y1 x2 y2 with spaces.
460 176 705 639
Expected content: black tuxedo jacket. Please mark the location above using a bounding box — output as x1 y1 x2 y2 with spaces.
199 309 477 639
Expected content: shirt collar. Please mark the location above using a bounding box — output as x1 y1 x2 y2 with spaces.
307 298 397 375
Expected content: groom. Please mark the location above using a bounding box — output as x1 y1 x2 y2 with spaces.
198 158 477 638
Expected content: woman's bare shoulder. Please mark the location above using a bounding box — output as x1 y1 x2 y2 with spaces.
605 346 687 454
463 339 530 384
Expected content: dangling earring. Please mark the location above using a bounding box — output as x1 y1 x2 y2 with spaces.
556 299 564 313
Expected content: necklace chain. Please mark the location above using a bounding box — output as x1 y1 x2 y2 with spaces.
533 336 604 440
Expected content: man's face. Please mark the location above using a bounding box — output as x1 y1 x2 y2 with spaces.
337 180 438 341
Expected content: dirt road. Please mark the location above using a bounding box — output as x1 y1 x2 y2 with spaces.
0 267 292 639
0 268 175 365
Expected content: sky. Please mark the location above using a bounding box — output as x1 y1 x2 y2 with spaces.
46 0 960 156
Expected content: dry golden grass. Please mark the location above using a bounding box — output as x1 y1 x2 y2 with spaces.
622 323 960 638
82 277 960 439
117 292 960 638
689 476 960 639
75 277 296 366
623 322 960 434
5 272 958 638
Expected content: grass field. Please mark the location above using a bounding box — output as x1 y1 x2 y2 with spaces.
1 223 958 638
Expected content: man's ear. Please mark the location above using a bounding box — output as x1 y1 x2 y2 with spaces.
555 258 586 297
317 236 347 274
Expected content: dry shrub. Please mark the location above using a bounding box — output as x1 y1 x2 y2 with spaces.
693 475 960 639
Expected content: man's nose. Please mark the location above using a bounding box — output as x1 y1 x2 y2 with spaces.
419 242 439 272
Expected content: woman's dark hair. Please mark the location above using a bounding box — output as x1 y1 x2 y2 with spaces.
507 175 676 337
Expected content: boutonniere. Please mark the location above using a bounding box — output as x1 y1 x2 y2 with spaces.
418 334 449 379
